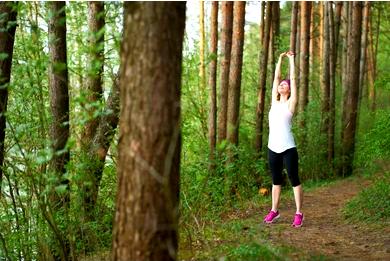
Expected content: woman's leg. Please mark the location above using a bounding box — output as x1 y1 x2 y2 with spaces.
272 185 282 211
284 148 302 213
293 185 303 214
268 149 283 211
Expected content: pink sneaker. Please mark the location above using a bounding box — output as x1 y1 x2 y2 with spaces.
292 213 304 227
263 210 280 224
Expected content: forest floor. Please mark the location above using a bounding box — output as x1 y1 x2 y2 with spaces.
180 164 390 260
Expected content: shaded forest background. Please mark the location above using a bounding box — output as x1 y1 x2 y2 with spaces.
0 1 389 260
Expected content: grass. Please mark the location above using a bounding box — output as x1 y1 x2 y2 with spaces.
343 171 390 225
179 177 339 261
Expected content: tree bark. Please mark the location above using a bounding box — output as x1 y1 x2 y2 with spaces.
217 2 233 143
208 1 218 171
269 2 280 83
341 1 349 134
298 1 312 117
112 3 185 260
199 0 205 92
259 1 265 45
358 2 369 107
81 1 105 146
48 2 70 260
341 1 362 176
321 2 330 158
290 1 299 54
82 76 120 221
255 2 272 155
227 1 246 156
48 0 70 206
328 2 336 166
0 2 17 191
254 2 272 155
81 1 106 221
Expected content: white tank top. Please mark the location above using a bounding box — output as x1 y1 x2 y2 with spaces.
268 100 296 153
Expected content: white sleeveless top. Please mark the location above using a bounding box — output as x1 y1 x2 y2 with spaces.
268 100 296 153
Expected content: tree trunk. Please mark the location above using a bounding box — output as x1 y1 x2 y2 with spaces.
298 1 311 117
82 77 120 222
309 3 314 76
290 1 299 54
321 2 330 163
81 1 105 146
367 14 376 111
341 1 362 176
227 1 246 159
81 0 105 221
358 1 369 107
112 3 185 260
199 0 205 91
48 2 70 260
0 2 17 191
319 2 324 72
259 2 265 45
341 1 349 135
254 2 272 155
208 1 218 171
48 0 70 207
328 2 336 167
217 2 233 143
269 1 280 83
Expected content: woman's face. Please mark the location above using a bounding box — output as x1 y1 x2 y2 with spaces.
278 81 290 95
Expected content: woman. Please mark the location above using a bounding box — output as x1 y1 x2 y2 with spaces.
263 51 304 228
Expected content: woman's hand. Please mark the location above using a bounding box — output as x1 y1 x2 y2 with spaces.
286 51 295 59
279 52 287 59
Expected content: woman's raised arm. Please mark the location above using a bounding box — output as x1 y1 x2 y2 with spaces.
287 51 297 114
272 52 286 103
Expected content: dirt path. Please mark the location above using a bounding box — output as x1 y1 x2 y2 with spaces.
264 178 390 260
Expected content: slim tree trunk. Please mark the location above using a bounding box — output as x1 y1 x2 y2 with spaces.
328 2 336 166
367 15 376 111
199 0 205 91
48 2 70 260
259 1 265 45
290 1 299 54
227 1 246 153
112 3 185 260
321 2 330 169
255 2 272 155
269 1 280 83
81 1 105 145
217 2 233 143
0 2 17 191
298 1 312 116
341 1 362 176
341 1 349 135
358 1 369 107
48 0 70 207
81 0 105 221
208 1 218 171
319 2 324 72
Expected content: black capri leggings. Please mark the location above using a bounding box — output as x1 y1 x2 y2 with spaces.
268 147 301 187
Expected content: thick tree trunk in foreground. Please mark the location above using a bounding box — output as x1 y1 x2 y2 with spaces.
112 3 185 260
0 2 17 191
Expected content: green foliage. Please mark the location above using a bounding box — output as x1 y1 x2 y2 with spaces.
227 242 283 261
344 173 390 224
